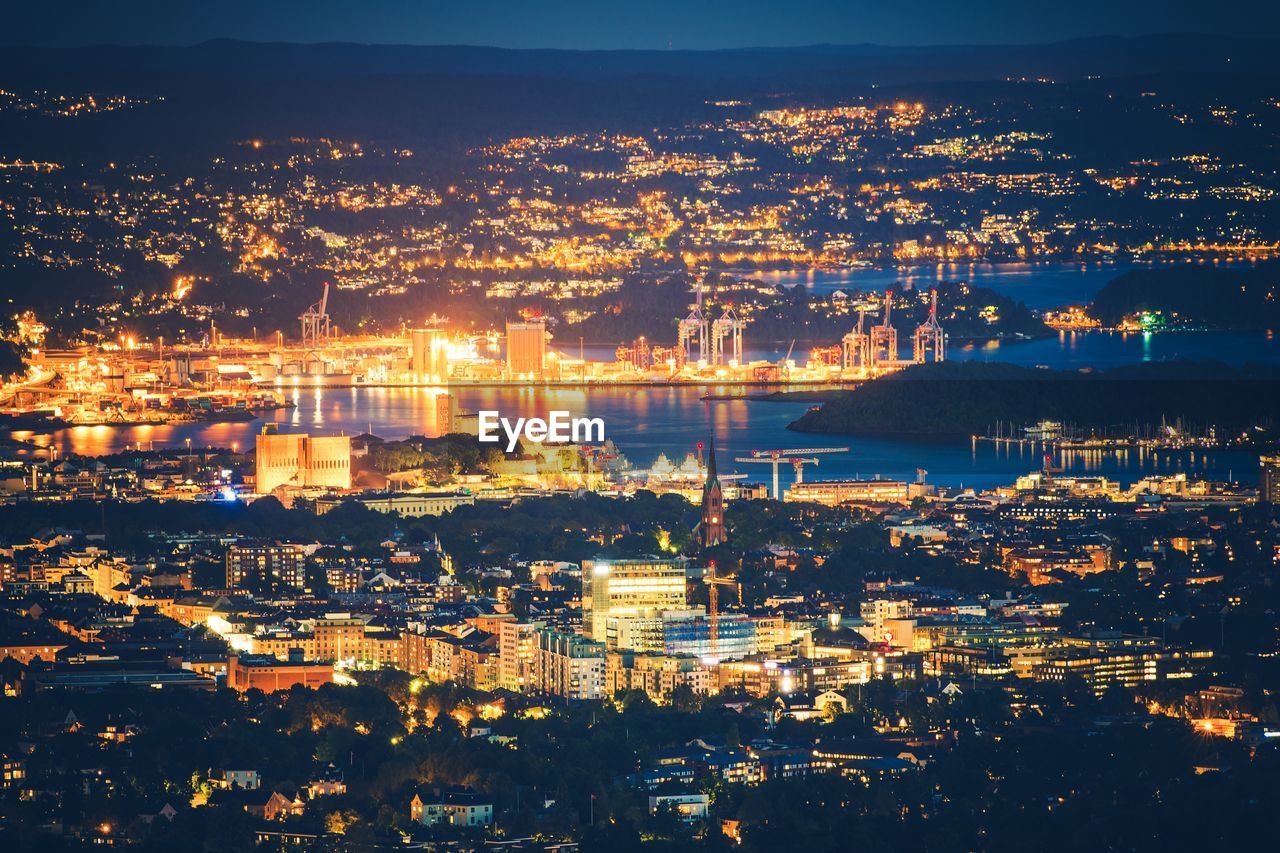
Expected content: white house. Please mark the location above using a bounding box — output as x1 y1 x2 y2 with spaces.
649 793 709 820
410 787 493 828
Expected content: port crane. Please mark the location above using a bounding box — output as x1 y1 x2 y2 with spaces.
734 446 851 500
300 282 332 348
842 308 870 371
710 306 744 366
913 288 945 363
778 338 796 380
869 289 898 368
678 279 709 364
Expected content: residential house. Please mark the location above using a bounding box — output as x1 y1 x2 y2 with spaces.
410 786 494 828
772 689 849 723
649 793 709 820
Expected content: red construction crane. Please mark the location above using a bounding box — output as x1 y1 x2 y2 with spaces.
705 560 741 661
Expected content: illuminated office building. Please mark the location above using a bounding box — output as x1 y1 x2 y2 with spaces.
606 609 758 661
582 558 689 642
662 611 757 660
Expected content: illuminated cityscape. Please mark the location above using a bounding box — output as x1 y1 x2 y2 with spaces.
1 9 1280 853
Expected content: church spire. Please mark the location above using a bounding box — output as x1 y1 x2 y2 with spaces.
700 435 725 549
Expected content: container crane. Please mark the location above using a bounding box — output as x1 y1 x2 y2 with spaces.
734 446 851 500
913 288 946 363
842 308 870 372
779 338 796 380
300 282 332 348
869 289 898 368
710 307 744 366
678 279 709 364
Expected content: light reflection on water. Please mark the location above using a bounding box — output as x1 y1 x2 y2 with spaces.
17 380 1262 492
756 258 1259 310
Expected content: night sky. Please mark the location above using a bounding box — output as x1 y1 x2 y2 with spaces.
7 0 1280 49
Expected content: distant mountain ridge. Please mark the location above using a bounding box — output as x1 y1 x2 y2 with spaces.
1 34 1277 85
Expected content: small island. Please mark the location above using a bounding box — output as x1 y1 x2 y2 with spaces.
1089 261 1280 330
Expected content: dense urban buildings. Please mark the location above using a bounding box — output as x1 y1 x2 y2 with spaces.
1 19 1279 853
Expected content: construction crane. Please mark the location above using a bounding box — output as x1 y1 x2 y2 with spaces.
300 282 332 348
734 446 851 500
705 559 741 661
913 288 946 363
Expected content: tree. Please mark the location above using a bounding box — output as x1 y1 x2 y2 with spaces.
670 683 702 713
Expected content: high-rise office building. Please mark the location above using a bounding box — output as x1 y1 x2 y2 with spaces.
506 321 547 378
1261 455 1280 504
582 558 689 643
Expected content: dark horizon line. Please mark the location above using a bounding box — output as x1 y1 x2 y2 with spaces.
4 31 1277 53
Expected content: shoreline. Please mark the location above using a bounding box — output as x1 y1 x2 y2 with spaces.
263 379 861 391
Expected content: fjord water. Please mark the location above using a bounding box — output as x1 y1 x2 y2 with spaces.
33 380 1265 491
754 259 1255 309
285 384 1263 491
29 262 1280 490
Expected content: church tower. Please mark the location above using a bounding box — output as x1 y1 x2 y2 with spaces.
700 436 726 549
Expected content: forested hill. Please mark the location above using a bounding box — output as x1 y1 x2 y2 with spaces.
788 360 1280 436
1090 261 1280 329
